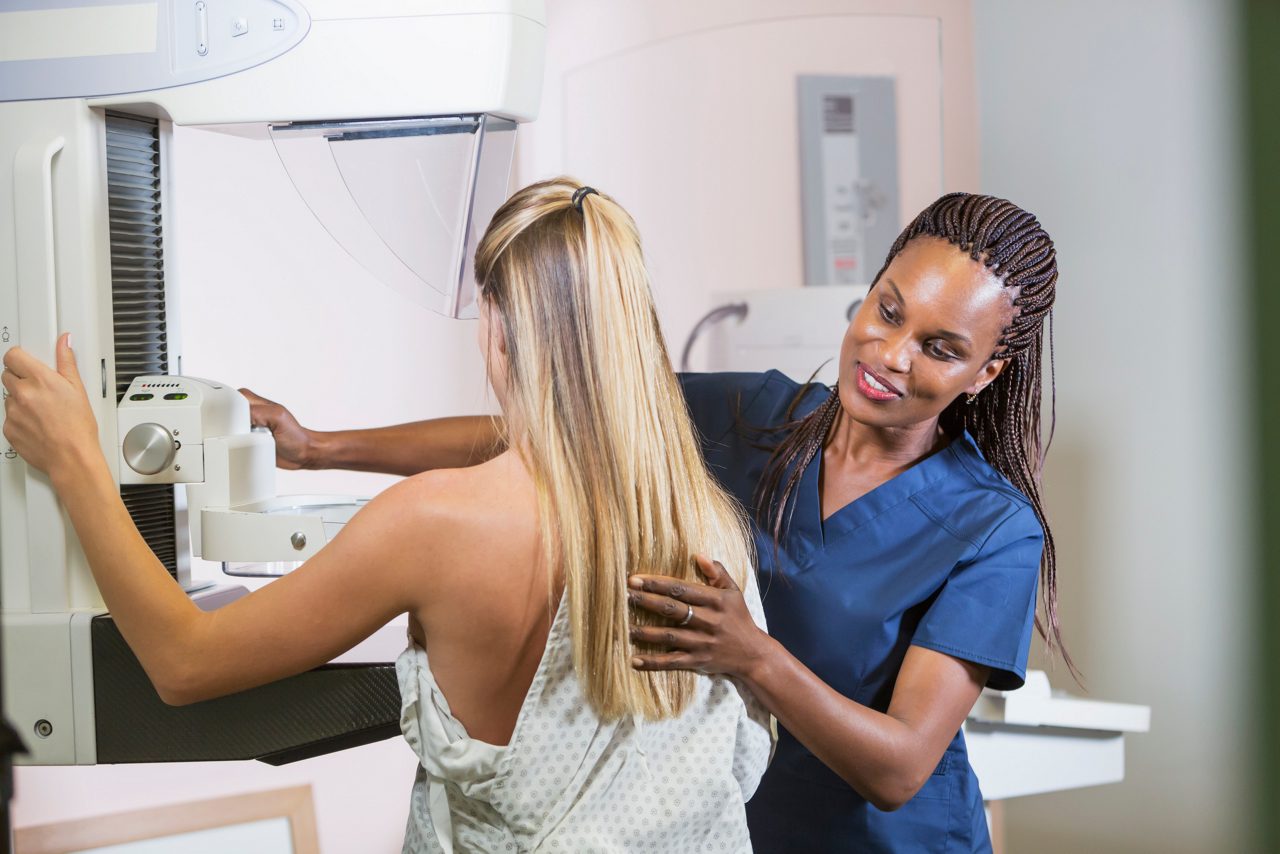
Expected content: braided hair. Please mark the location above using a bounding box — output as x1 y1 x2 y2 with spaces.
755 192 1074 676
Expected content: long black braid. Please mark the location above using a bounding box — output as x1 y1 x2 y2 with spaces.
754 192 1075 677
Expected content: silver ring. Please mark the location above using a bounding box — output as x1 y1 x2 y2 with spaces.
677 604 694 627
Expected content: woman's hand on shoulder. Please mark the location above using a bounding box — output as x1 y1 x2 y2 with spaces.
627 554 774 680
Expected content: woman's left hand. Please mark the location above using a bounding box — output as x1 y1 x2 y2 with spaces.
628 554 773 679
2 334 99 478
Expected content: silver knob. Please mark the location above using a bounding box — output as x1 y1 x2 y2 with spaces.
123 423 177 475
290 532 307 551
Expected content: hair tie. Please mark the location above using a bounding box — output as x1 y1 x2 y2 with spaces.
572 186 598 212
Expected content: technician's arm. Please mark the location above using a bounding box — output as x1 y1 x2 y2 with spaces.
628 560 987 812
742 636 984 811
240 388 504 475
2 339 439 705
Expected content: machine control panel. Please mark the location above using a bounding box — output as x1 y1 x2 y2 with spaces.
0 0 309 102
117 375 252 485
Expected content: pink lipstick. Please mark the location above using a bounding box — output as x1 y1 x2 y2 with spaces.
855 362 903 402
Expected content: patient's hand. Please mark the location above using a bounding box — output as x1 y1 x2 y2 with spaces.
2 334 100 478
239 388 315 470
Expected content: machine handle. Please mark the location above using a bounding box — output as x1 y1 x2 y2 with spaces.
13 135 72 613
14 136 64 366
679 302 749 372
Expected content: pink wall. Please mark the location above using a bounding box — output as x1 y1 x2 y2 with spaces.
518 0 978 360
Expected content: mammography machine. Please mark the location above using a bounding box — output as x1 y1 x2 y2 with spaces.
0 0 545 766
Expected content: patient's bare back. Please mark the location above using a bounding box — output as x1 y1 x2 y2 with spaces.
400 450 552 746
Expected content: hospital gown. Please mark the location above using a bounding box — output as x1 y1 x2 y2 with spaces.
396 573 774 853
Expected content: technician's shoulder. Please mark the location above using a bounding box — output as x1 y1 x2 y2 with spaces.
678 369 817 443
914 435 1045 551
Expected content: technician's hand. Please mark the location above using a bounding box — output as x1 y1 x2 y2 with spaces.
2 334 100 478
628 554 770 679
239 388 315 470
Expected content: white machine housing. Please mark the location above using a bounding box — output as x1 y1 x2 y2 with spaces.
0 0 545 765
117 375 365 564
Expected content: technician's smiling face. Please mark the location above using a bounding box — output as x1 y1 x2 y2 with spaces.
838 236 1016 430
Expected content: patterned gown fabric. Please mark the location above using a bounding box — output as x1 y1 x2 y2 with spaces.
396 574 774 853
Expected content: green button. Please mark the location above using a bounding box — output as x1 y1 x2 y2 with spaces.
129 393 153 401
163 392 188 401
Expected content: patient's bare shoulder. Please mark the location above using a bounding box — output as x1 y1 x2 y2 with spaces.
394 451 534 519
381 451 539 583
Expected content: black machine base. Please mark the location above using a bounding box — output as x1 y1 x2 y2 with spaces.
90 614 402 765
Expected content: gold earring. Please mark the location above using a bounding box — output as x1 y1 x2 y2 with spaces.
966 391 979 405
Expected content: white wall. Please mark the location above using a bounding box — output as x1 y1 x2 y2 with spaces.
972 2 1248 851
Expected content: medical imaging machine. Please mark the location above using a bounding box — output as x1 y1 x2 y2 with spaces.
0 0 545 767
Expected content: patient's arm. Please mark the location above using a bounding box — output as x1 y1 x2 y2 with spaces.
61 462 442 704
2 338 450 704
240 388 505 476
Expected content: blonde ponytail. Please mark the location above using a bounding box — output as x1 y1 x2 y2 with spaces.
474 178 754 719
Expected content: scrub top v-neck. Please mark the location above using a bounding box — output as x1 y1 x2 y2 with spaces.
680 370 1044 854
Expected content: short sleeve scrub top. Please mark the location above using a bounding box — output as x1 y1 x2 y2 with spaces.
680 370 1045 854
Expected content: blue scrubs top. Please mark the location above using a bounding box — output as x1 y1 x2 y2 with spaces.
680 371 1043 854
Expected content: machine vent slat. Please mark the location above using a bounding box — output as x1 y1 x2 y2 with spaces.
110 186 163 203
110 270 165 281
106 179 158 197
121 485 178 567
110 256 164 268
107 176 159 191
110 284 165 293
107 111 178 581
109 303 167 315
106 114 161 130
111 283 165 293
113 322 167 332
110 249 163 258
107 190 160 203
107 200 162 216
110 319 168 330
106 206 161 217
104 153 157 170
105 160 157 175
110 253 163 263
108 222 162 234
111 318 165 336
104 130 156 149
105 150 159 167
105 203 160 217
